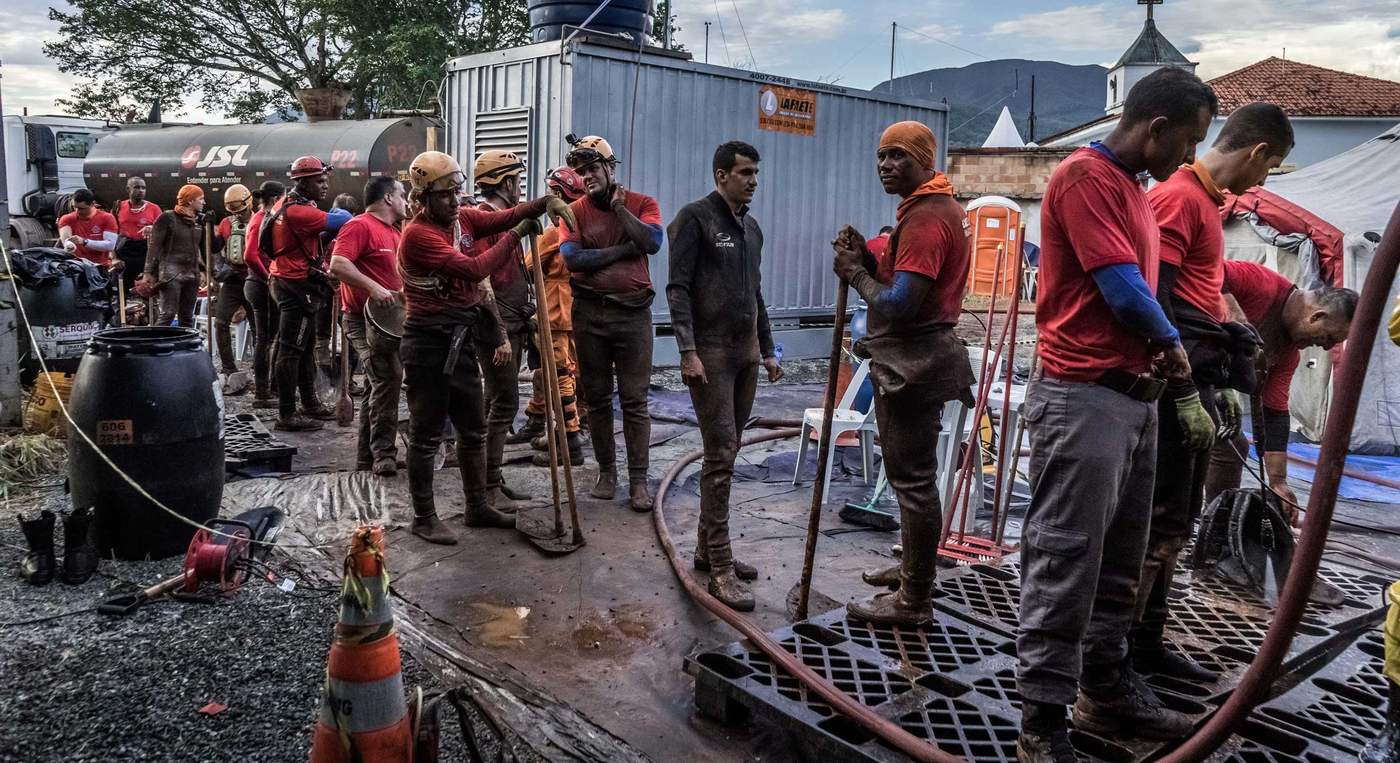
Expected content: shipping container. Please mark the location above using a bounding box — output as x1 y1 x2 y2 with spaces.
444 35 948 353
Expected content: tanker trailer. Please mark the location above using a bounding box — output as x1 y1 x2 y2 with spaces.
84 117 439 214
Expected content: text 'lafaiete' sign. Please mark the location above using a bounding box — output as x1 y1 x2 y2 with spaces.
758 86 817 137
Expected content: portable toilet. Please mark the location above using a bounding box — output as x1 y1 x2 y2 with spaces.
965 196 1023 298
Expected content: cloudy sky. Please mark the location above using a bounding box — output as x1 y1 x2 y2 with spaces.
5 0 1400 122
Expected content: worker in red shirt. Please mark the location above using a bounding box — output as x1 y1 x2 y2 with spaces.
263 156 351 432
114 178 162 294
329 176 408 476
518 167 589 465
398 151 573 545
1203 260 1356 522
1134 104 1296 685
865 225 893 258
1014 68 1214 761
471 150 537 507
211 184 255 387
560 135 665 512
829 123 973 624
58 189 118 268
242 181 283 408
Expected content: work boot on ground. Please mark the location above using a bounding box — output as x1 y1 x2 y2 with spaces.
694 547 758 581
61 507 98 585
1018 701 1078 763
848 510 939 625
629 482 654 513
275 413 324 432
253 394 279 409
301 405 337 421
532 432 586 467
18 511 56 586
506 415 546 445
862 563 902 590
497 482 530 501
530 433 549 452
464 499 515 529
591 470 617 500
486 487 522 514
708 568 755 612
411 514 458 545
1072 664 1195 740
1132 639 1218 684
372 457 398 477
846 589 935 626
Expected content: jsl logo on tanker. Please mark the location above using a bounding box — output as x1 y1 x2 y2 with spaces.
181 145 251 169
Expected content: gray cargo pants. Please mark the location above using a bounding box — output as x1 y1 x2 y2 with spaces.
1016 376 1158 705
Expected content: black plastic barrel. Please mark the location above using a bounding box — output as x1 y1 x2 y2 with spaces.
68 327 225 560
528 0 654 43
19 276 105 379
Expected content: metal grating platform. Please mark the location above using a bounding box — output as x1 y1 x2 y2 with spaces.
688 553 1387 762
225 413 297 473
1255 629 1389 756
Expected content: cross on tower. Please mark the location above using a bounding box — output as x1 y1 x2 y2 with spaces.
1139 0 1164 21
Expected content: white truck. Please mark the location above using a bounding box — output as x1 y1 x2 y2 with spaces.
2 114 118 250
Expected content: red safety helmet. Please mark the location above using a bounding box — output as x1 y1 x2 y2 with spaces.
545 166 585 202
288 155 333 179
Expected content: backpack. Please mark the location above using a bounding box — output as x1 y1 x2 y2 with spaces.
225 217 247 266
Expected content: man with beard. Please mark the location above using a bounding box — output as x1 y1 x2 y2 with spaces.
144 184 206 328
560 136 664 512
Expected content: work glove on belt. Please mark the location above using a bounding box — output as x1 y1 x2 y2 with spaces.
1215 389 1242 440
1175 392 1217 451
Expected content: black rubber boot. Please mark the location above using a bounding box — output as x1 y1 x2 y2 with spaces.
411 513 458 545
532 431 586 467
1073 662 1194 741
61 507 99 585
18 511 56 586
1131 626 1218 683
275 413 324 432
464 496 515 528
1362 682 1400 763
694 546 758 581
506 415 545 445
301 405 337 421
253 391 279 409
1017 701 1078 763
707 568 755 612
847 511 937 626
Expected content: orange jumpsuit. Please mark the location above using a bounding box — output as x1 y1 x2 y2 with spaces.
524 225 582 432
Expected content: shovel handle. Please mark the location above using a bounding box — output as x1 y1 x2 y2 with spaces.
98 573 185 617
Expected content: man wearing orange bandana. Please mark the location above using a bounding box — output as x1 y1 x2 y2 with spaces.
145 184 206 327
1133 104 1295 684
831 120 974 627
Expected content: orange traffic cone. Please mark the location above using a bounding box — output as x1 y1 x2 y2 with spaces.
311 526 412 762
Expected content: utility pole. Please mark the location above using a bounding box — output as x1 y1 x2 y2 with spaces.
1028 75 1037 142
889 22 896 92
662 0 671 50
704 22 711 63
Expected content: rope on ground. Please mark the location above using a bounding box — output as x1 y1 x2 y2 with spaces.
0 240 353 552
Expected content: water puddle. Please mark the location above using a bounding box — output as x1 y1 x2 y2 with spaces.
470 602 532 647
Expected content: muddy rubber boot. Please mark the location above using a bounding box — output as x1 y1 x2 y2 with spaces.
707 568 755 612
1362 682 1400 763
694 546 757 581
532 432 586 467
530 433 550 452
372 457 398 477
861 563 902 590
1131 624 1217 684
486 487 522 515
497 482 530 501
411 513 458 545
18 511 56 586
276 412 324 432
61 507 98 585
629 481 654 513
847 511 937 626
1073 662 1194 741
253 389 279 409
1017 701 1078 763
507 415 546 445
301 405 337 421
464 496 515 528
591 469 617 500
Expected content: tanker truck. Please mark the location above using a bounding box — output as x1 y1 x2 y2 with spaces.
3 115 119 250
84 117 441 214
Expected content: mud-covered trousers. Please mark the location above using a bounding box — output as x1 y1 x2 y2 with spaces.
1016 377 1158 704
270 276 324 417
401 320 490 521
344 313 402 467
687 346 758 569
475 321 529 491
213 272 252 374
572 291 653 485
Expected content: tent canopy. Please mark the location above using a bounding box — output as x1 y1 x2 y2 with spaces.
982 106 1026 149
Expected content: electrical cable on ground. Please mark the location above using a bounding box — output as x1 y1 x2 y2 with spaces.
0 607 98 629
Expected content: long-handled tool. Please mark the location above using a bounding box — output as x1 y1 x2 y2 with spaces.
335 293 354 427
116 279 127 326
795 273 850 621
515 233 584 554
204 219 215 358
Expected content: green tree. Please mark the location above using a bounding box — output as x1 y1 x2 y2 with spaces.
45 0 531 123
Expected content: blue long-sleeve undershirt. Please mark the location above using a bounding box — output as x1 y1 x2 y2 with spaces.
325 208 353 233
1091 263 1179 344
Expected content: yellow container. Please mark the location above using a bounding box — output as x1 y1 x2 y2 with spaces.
22 372 75 437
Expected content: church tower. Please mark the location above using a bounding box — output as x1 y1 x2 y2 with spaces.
1105 0 1197 114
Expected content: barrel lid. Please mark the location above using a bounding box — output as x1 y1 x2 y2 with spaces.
88 327 204 356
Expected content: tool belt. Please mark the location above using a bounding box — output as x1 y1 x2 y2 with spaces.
1094 368 1166 402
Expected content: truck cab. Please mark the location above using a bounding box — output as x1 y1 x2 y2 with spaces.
3 115 118 250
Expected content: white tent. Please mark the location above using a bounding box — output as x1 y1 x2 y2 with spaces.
1222 122 1400 452
982 107 1026 149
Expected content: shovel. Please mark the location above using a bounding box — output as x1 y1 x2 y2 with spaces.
515 233 584 555
335 293 354 427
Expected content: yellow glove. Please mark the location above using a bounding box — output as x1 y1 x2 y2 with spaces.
545 196 576 232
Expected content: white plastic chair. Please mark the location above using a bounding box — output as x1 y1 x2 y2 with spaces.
195 296 252 361
792 358 878 499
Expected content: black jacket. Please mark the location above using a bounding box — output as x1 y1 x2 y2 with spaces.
665 191 775 358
